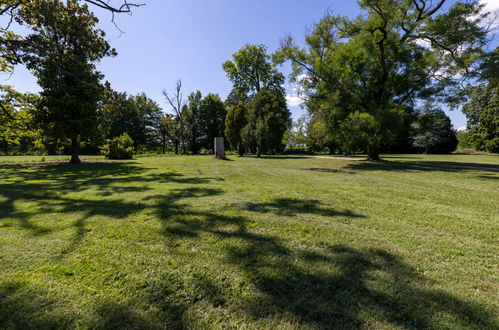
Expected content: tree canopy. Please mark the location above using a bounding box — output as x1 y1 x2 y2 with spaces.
275 0 490 160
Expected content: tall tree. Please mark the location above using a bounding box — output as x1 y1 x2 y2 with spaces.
223 44 285 97
19 0 115 163
163 80 188 154
184 91 203 154
243 89 290 157
276 0 490 160
1 0 143 72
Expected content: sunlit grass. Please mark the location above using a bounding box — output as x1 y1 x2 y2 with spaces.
0 155 498 329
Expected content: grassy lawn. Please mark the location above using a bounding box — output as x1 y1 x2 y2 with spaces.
0 155 497 329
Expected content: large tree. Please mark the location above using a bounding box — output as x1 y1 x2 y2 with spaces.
1 0 143 72
223 44 285 97
19 0 115 163
243 89 290 157
276 0 490 160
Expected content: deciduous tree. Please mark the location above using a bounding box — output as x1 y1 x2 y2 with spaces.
276 0 490 160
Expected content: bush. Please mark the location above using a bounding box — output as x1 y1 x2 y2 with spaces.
100 133 135 159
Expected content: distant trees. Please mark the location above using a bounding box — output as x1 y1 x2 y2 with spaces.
0 85 38 155
275 0 490 160
225 102 247 156
411 106 458 154
460 48 499 153
223 45 290 156
100 86 163 152
162 81 227 155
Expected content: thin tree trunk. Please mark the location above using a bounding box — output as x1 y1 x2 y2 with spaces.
70 137 81 164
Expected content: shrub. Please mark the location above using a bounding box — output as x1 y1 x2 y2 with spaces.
101 133 135 159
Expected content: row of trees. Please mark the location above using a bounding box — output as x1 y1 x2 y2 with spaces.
1 0 497 162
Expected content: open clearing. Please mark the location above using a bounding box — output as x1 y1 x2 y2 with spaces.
0 155 498 329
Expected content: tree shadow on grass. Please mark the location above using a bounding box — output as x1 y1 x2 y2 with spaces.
151 198 496 329
0 161 224 257
234 198 366 218
346 160 499 174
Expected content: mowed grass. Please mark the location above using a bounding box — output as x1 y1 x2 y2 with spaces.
0 155 497 329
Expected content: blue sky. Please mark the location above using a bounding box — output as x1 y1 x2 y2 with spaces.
2 0 498 129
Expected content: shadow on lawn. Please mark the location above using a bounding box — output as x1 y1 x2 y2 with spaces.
346 160 499 174
0 162 496 328
151 198 496 329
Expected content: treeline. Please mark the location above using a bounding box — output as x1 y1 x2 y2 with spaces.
0 0 497 163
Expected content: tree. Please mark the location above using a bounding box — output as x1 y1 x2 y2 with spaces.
225 102 247 156
100 88 163 152
199 93 226 152
224 88 249 107
243 89 290 157
284 115 309 150
163 80 188 154
276 0 490 160
411 106 458 154
184 91 203 154
223 44 285 97
1 0 143 73
19 0 115 163
461 47 499 153
158 113 178 154
0 85 38 155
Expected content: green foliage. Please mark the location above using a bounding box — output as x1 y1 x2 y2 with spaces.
0 85 39 155
411 106 458 154
184 91 203 154
100 133 134 159
199 93 226 151
225 102 247 156
223 44 284 96
15 0 115 163
461 49 499 153
100 86 163 152
276 0 490 160
243 89 290 156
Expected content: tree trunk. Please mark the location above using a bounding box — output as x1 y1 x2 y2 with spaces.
367 146 380 161
174 141 179 155
70 137 81 164
238 144 245 157
3 137 7 156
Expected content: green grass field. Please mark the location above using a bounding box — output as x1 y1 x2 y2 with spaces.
0 155 498 329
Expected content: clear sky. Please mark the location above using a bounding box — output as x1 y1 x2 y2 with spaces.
2 0 498 130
